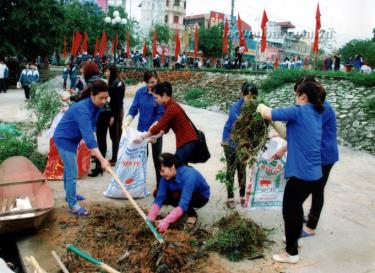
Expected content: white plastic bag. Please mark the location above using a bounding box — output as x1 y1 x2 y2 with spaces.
104 127 149 199
244 137 287 210
16 82 21 89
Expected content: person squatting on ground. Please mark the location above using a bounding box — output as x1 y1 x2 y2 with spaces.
257 80 326 264
221 82 258 209
123 70 164 186
53 80 110 216
136 81 199 165
147 153 210 233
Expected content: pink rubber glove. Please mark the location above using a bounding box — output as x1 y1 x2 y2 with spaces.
147 204 160 221
157 207 184 233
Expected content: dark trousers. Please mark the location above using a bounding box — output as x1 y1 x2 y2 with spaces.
94 111 111 169
223 145 246 199
0 79 5 92
63 79 67 89
306 164 334 230
175 141 198 165
23 85 30 99
109 110 124 163
147 137 163 187
153 189 208 217
283 177 319 255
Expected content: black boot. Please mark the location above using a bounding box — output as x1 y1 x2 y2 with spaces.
88 168 103 177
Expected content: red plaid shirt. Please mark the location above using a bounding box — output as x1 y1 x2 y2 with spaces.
150 99 198 148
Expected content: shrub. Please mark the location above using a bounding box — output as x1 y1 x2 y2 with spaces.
26 83 63 132
184 88 203 101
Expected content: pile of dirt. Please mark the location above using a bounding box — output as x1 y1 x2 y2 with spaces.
60 204 206 273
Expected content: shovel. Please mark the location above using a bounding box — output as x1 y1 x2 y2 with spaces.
67 245 120 273
106 167 164 244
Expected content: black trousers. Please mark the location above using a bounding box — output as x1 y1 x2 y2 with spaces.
153 189 208 217
94 111 111 169
0 79 5 92
306 164 334 230
109 110 124 163
283 176 319 255
223 145 246 199
23 85 30 99
147 137 163 187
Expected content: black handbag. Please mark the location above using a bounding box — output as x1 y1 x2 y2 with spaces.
179 105 211 163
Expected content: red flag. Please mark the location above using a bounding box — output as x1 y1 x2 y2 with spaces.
126 32 131 57
175 29 181 60
237 13 248 51
99 31 107 58
94 37 99 56
81 32 88 53
63 38 67 59
313 3 321 54
73 32 83 56
152 31 157 58
222 18 229 55
142 40 147 58
274 55 279 69
70 32 75 55
261 10 268 53
194 26 198 58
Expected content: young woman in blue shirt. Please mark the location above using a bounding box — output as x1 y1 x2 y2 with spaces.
257 81 325 264
54 80 111 216
123 70 164 186
147 153 210 233
221 82 258 208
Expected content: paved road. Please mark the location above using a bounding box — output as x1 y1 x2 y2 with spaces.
1 88 375 273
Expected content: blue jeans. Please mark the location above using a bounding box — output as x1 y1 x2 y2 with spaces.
70 77 77 89
175 141 198 165
56 146 79 210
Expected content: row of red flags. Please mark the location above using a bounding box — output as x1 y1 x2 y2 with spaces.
64 3 321 61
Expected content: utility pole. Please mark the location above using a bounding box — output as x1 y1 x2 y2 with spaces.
230 0 235 56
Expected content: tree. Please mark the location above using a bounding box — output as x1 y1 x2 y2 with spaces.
0 0 65 60
149 24 171 44
339 39 375 67
373 27 375 42
198 25 223 58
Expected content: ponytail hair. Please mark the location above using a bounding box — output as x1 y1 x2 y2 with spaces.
297 81 325 113
158 153 182 169
76 80 108 102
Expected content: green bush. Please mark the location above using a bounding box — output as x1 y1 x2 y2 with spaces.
26 83 63 132
260 69 375 93
0 129 47 171
184 88 203 101
124 78 139 85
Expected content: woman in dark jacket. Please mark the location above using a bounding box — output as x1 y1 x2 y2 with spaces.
89 65 125 176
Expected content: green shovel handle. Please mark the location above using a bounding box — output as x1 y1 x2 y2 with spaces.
67 245 101 265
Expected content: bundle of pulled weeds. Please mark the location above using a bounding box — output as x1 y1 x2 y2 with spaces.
205 212 273 262
61 205 207 273
231 100 269 165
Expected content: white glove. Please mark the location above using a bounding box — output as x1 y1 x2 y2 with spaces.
271 121 287 140
122 115 133 130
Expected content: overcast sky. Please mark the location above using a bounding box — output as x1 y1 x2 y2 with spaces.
127 0 375 47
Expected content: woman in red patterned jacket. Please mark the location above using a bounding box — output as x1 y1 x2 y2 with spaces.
135 81 199 165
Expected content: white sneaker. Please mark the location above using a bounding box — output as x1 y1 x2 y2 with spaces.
273 252 299 264
283 236 303 247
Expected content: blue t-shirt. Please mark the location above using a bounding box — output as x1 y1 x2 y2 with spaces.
54 97 100 152
321 101 339 165
127 86 164 132
154 166 210 212
272 104 322 181
222 98 244 147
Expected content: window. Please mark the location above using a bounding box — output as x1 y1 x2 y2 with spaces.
165 15 168 24
166 0 169 6
174 0 180 6
173 15 179 24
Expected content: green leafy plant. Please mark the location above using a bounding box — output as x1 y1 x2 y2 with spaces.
26 83 63 133
184 88 213 108
0 124 47 171
206 212 273 261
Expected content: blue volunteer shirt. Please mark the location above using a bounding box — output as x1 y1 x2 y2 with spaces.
54 97 100 152
272 103 323 181
321 101 339 165
222 98 244 147
128 86 164 132
154 166 210 212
